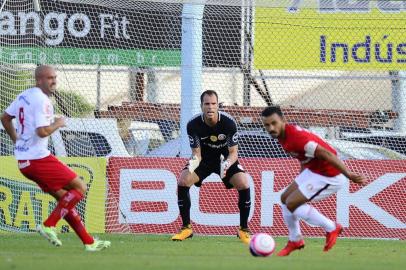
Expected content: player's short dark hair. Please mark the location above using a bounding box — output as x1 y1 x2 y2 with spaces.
200 90 218 104
261 106 284 118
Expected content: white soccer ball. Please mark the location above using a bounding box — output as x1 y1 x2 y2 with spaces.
249 233 276 257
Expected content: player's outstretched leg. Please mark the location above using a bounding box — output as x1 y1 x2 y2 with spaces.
277 239 305 256
36 224 62 247
324 223 343 252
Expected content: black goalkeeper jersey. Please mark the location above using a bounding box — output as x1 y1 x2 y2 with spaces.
187 111 238 163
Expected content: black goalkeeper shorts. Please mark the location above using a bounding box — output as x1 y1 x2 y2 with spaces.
183 159 245 189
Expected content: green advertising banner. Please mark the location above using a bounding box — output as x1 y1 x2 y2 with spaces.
0 157 106 233
0 47 181 66
255 5 406 70
0 0 242 67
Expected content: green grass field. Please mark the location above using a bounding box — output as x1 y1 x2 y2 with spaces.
0 234 405 270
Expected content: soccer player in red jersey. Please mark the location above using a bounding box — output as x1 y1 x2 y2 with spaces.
261 106 366 256
1 65 110 251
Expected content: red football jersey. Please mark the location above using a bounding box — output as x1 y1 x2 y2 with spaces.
278 124 341 177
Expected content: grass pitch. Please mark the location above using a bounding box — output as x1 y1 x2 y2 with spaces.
0 234 404 270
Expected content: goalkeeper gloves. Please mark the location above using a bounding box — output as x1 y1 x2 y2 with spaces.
220 155 230 179
188 155 200 173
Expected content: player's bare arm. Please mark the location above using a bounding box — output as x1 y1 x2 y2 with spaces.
36 116 66 138
314 145 367 185
1 112 17 143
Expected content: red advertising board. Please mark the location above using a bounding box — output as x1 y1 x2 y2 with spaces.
107 158 406 239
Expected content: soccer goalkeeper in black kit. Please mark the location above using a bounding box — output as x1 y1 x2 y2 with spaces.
171 90 251 244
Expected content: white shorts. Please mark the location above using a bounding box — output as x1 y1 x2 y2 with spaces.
295 169 347 201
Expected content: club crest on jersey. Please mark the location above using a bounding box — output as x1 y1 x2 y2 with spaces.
218 134 226 140
210 135 218 142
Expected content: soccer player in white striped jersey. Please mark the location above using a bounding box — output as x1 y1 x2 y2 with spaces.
1 65 110 251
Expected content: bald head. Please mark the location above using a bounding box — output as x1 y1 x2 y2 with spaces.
35 65 54 80
35 65 57 96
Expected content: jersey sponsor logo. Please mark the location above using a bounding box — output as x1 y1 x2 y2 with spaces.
188 135 194 145
15 145 29 152
205 142 227 149
232 133 238 143
210 135 218 142
200 136 209 140
218 134 226 141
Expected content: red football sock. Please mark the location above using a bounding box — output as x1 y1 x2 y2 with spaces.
64 208 94 245
44 189 83 227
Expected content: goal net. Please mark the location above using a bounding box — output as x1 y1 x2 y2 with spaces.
0 0 405 239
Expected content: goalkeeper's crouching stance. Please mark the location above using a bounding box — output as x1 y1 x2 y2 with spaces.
171 90 251 244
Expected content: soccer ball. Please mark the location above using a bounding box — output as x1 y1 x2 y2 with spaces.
249 233 276 257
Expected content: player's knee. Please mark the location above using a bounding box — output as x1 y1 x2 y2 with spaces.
177 178 188 187
235 179 249 190
280 192 288 205
178 170 194 187
241 177 250 189
76 186 86 197
241 183 250 190
52 190 67 200
73 177 87 195
285 199 298 213
230 173 249 190
79 184 87 195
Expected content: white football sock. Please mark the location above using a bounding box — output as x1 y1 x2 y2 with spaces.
281 204 302 241
293 204 336 232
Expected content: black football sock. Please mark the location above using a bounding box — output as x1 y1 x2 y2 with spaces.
238 188 251 229
178 186 191 227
